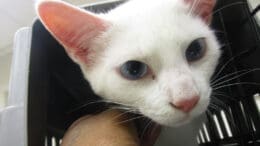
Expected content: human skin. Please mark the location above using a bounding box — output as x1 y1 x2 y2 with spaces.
61 110 160 146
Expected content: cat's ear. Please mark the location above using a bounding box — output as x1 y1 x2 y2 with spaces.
184 0 216 23
37 0 109 65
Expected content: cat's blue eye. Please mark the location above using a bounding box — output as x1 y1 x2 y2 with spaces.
185 38 206 62
120 61 148 80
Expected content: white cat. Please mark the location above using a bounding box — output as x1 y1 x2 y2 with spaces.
36 0 220 126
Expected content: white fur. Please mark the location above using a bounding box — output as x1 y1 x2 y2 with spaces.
82 0 221 126
38 0 221 126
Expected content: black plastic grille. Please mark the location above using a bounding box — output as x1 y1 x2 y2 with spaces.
197 0 260 145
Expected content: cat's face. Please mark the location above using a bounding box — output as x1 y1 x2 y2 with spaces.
37 0 220 126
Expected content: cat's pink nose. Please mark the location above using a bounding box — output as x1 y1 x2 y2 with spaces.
170 96 200 113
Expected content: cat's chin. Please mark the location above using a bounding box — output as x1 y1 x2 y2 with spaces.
167 105 209 127
163 116 191 127
147 109 204 127
170 116 192 127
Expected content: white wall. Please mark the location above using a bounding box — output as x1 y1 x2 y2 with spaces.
0 53 12 108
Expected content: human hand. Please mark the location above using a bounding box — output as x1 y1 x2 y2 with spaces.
61 110 161 146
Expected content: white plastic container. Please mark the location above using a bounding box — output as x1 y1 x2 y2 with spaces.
0 28 31 146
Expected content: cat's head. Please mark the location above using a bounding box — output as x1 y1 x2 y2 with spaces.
37 0 220 126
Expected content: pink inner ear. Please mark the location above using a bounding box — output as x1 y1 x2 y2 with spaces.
37 1 108 64
184 0 216 23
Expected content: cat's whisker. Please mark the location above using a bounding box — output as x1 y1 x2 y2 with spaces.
188 0 201 16
211 2 246 16
210 96 225 105
219 43 231 49
206 109 214 116
116 115 145 125
211 69 249 86
110 106 139 115
209 102 222 111
140 120 153 141
110 106 132 111
95 108 138 125
206 1 246 26
212 29 226 34
211 92 236 101
210 96 231 111
111 108 136 120
210 95 224 103
102 99 134 108
213 82 260 91
150 123 160 138
209 105 219 111
209 102 220 107
211 68 255 86
99 105 141 125
211 68 260 88
68 98 136 114
213 91 230 97
67 100 109 113
211 49 250 82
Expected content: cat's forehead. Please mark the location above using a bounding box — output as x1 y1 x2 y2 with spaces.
104 0 211 49
100 0 215 68
104 16 210 63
